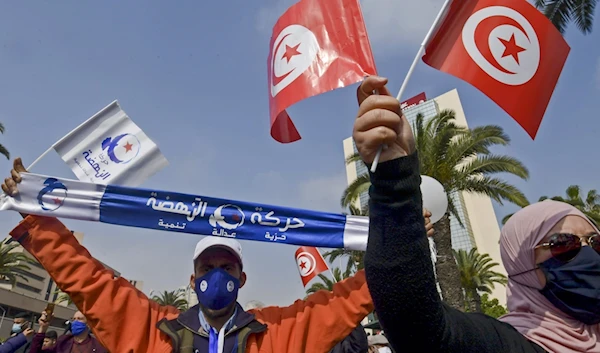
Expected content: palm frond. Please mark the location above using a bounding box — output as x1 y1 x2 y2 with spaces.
572 0 596 34
345 152 363 165
542 0 575 34
0 145 9 160
340 174 371 208
457 155 529 180
454 176 529 207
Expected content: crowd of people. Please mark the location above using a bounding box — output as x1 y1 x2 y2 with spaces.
1 310 105 353
0 75 598 352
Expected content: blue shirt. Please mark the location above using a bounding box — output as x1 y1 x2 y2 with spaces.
198 306 238 353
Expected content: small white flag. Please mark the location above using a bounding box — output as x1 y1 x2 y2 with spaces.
53 101 168 187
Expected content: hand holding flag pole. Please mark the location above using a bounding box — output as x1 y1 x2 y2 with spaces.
370 0 453 173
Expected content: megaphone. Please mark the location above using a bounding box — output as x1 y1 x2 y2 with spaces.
420 175 448 224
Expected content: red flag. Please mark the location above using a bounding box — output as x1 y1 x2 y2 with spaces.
295 246 329 287
422 0 570 139
267 0 376 143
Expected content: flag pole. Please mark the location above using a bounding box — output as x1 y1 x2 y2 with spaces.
370 0 453 173
26 100 119 171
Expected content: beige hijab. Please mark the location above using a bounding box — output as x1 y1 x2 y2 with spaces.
499 200 600 352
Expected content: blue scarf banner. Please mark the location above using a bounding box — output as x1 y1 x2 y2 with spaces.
0 173 369 250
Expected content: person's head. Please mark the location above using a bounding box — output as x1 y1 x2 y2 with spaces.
70 311 89 336
189 237 246 320
501 200 600 325
43 330 58 349
244 300 265 311
368 334 391 353
12 312 29 334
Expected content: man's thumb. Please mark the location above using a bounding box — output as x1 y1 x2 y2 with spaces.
14 158 27 173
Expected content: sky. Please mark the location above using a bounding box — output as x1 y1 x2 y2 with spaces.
0 0 598 307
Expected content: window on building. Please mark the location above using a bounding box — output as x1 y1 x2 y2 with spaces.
45 279 54 301
30 261 45 270
12 268 45 282
16 282 42 294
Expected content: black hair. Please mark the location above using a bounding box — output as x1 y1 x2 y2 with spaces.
14 312 29 319
45 330 58 340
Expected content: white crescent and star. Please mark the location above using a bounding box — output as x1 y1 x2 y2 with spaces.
270 24 320 97
462 6 540 86
296 251 317 277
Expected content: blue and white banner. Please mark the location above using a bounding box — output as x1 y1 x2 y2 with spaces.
0 173 369 250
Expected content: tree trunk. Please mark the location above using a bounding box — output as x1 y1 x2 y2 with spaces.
433 213 465 310
473 290 482 313
467 289 482 313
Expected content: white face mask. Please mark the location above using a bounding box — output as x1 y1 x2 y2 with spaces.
378 347 392 353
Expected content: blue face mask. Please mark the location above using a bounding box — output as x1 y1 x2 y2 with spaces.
71 321 88 335
11 323 22 334
195 268 240 311
539 246 600 325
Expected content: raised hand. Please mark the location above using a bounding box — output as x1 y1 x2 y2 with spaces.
353 76 415 165
2 158 27 196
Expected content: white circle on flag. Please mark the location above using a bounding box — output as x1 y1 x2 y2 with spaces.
270 24 320 97
200 280 208 292
296 252 317 277
40 189 67 211
462 6 540 85
111 134 141 164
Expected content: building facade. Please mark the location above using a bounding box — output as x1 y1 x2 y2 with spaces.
180 284 199 308
0 231 143 337
342 89 507 304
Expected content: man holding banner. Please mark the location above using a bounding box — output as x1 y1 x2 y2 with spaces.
2 158 374 353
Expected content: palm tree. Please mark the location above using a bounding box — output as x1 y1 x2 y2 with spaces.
0 122 9 160
54 289 74 306
454 249 507 312
322 249 363 278
342 110 529 310
305 267 349 295
151 289 189 311
0 242 34 285
414 110 527 310
540 185 600 224
535 0 598 35
502 185 600 225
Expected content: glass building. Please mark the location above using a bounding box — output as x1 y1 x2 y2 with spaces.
344 92 483 253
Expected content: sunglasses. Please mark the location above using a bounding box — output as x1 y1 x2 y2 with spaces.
535 233 600 262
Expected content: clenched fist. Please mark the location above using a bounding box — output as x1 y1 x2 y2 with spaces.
353 76 415 165
2 158 26 196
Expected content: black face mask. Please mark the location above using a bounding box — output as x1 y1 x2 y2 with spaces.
539 246 600 325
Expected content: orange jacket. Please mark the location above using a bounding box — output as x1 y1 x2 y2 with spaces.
11 216 374 353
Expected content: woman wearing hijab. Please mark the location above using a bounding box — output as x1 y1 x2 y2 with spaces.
354 75 600 353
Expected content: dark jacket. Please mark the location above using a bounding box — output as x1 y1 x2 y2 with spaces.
364 153 547 353
329 326 368 353
157 304 267 353
29 332 106 353
1 333 28 353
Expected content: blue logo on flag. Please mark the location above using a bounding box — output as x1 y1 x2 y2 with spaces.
101 133 141 165
37 178 68 211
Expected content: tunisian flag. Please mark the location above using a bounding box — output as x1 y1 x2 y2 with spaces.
422 0 570 139
295 246 329 287
267 0 376 143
